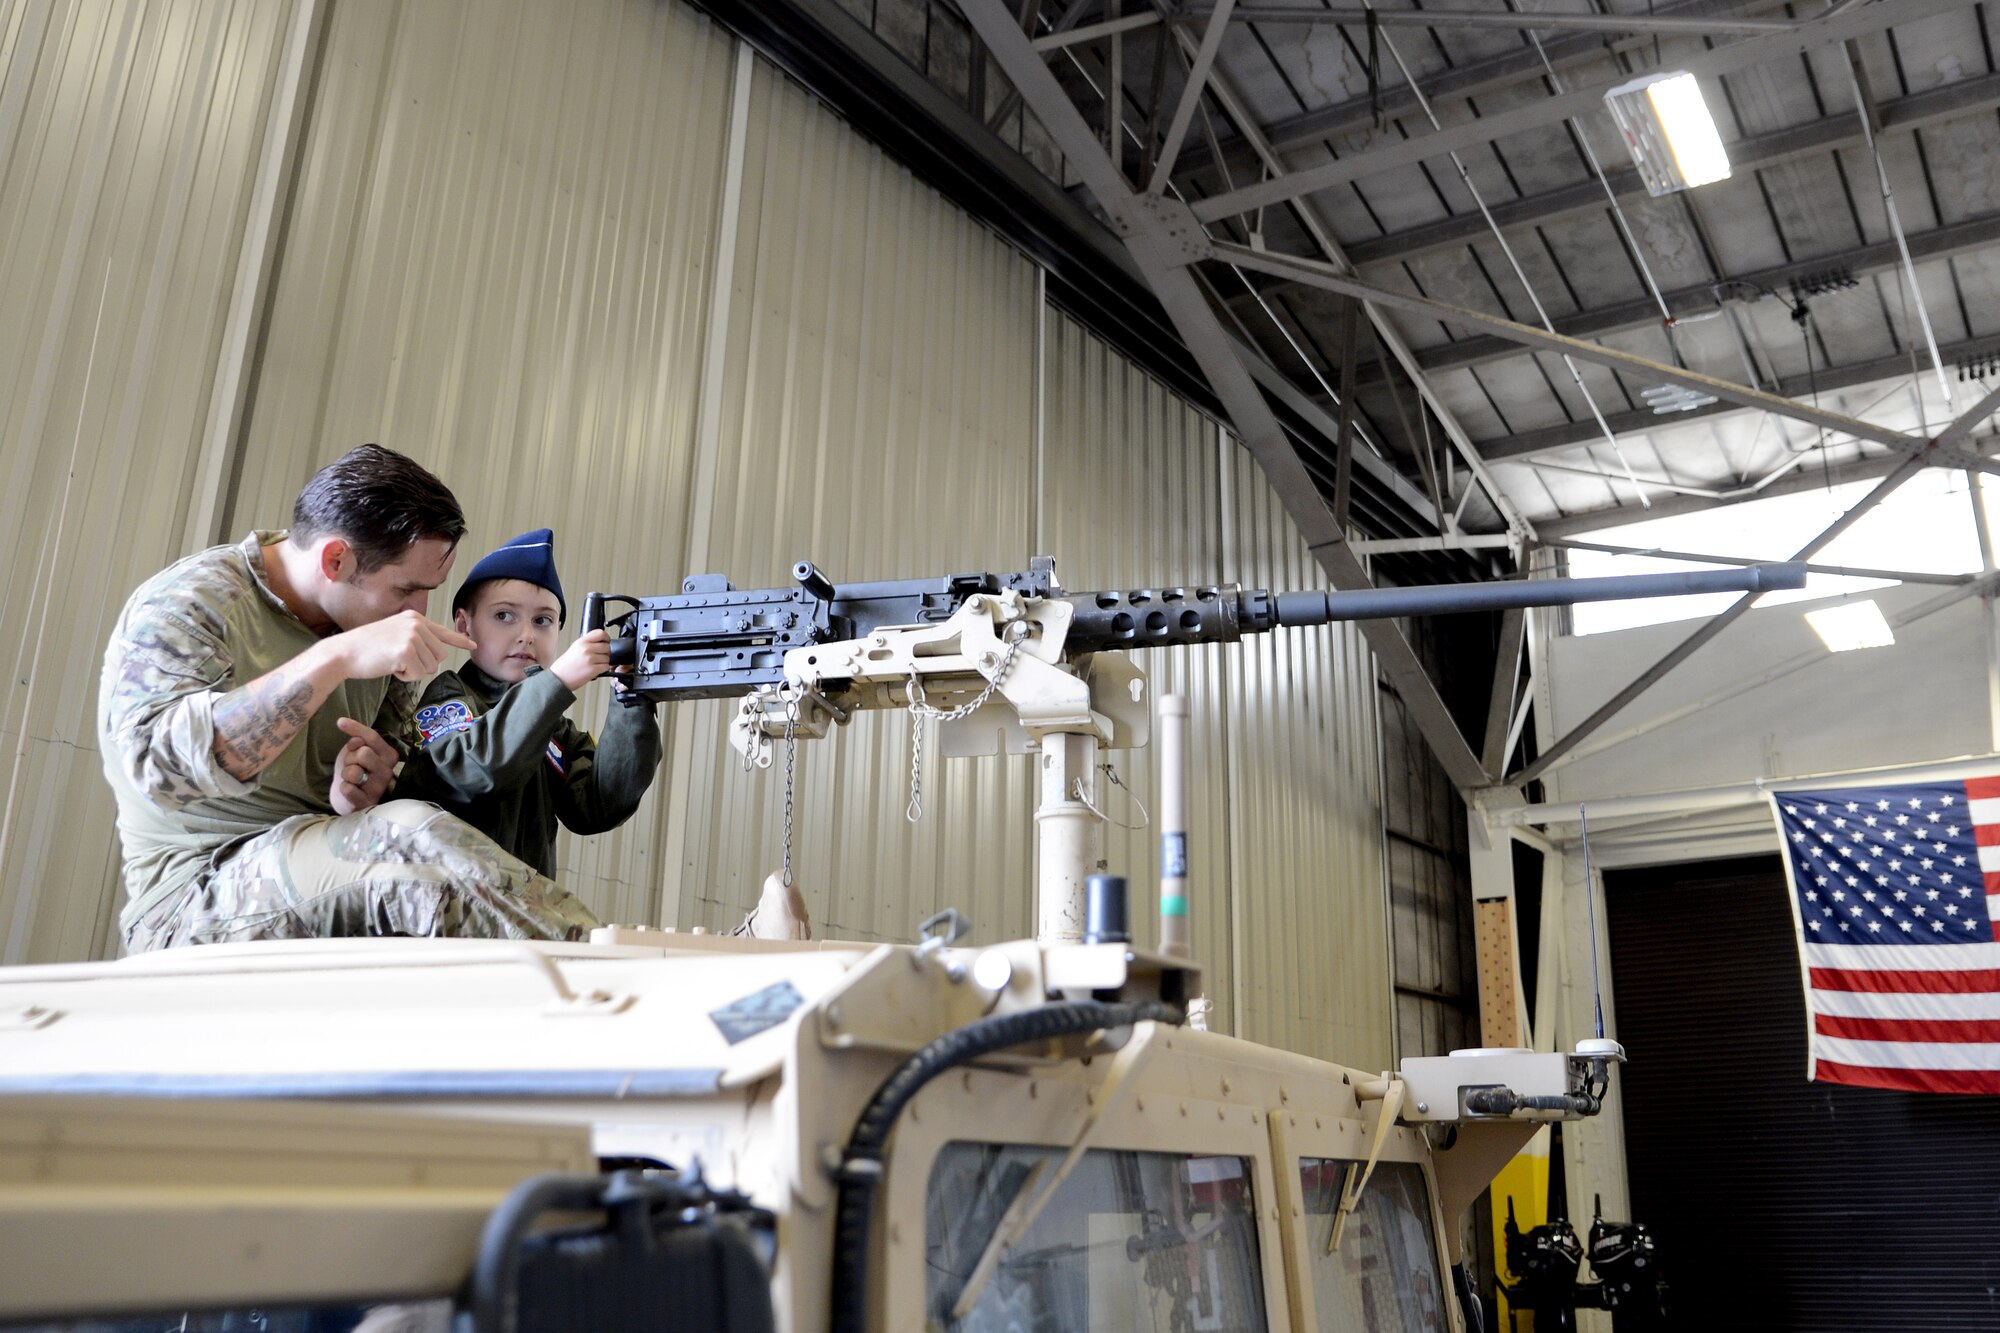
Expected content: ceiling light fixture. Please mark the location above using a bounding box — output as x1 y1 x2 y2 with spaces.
1604 72 1732 196
1640 383 1720 414
1805 600 1896 653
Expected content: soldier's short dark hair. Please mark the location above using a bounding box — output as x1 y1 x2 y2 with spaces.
291 444 466 574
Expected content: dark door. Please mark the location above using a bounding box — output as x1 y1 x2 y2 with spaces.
1606 854 2000 1331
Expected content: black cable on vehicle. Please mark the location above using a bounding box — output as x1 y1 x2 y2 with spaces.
827 998 1182 1333
470 1173 609 1333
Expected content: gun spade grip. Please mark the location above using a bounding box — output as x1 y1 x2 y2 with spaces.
583 592 606 635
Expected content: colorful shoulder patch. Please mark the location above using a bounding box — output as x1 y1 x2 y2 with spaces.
545 737 566 776
415 700 475 746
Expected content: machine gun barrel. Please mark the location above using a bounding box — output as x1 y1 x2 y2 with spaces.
1061 562 1807 654
598 560 1807 702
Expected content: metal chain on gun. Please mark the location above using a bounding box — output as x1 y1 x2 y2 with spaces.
905 619 1031 823
781 690 800 888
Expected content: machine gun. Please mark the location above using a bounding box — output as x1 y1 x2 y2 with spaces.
585 556 1805 940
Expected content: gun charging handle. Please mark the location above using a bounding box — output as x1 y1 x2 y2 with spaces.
793 560 836 602
583 594 642 701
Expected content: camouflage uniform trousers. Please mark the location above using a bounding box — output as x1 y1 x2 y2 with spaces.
123 800 601 952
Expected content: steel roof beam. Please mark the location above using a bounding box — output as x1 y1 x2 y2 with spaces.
1212 241 1923 451
963 0 1494 795
1149 19 1532 537
1530 447 1939 539
1171 0 1801 176
1190 0 1968 226
1217 70 2000 302
1531 433 2000 542
1356 213 2000 383
1207 6 1799 36
1474 331 2000 464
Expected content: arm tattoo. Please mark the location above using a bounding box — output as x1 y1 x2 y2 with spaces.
213 669 317 780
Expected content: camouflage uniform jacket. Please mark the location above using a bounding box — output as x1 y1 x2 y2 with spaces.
98 531 417 938
392 661 661 879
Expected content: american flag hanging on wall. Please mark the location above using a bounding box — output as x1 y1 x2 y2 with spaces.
1771 778 2000 1095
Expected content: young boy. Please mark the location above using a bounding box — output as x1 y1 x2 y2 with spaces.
394 529 661 877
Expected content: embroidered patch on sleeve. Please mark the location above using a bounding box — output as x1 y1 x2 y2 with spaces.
545 737 566 775
415 701 474 746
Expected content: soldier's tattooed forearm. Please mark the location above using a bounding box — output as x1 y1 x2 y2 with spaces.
212 669 316 780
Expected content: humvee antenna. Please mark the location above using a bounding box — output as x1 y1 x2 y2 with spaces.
1580 803 1605 1041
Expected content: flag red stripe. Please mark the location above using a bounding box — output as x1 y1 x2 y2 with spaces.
1814 1012 2000 1043
1984 871 2000 892
1809 967 2000 994
1976 824 2000 847
1813 1060 2000 1095
1965 777 2000 801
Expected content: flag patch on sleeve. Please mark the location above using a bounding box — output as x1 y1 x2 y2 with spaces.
415 701 474 745
546 737 566 776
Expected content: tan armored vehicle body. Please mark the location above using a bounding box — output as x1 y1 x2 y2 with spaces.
0 926 1609 1331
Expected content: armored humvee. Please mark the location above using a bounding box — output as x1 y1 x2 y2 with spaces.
0 557 1793 1330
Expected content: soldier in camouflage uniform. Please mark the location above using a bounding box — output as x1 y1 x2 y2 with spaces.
100 445 601 952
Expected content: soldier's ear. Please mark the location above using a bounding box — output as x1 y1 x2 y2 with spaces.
454 608 472 637
317 537 352 584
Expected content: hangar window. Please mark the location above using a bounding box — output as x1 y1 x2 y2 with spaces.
924 1142 1268 1331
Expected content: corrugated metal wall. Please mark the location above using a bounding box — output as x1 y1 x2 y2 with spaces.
0 0 294 963
0 0 1391 1073
1221 446 1390 1071
663 61 1041 944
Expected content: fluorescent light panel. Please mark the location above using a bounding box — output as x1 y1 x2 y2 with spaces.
1605 72 1731 196
1805 600 1896 652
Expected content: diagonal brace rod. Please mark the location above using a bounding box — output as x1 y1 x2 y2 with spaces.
1211 242 1922 452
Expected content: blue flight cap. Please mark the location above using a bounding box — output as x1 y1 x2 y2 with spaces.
452 528 566 624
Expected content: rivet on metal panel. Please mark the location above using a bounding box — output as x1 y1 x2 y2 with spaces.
1221 1078 1231 1094
1216 1106 1226 1121
1417 1102 1429 1114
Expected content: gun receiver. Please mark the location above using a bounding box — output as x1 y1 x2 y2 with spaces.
588 557 1807 704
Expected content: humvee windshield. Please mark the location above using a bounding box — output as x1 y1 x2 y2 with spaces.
924 1142 1268 1331
1299 1159 1446 1333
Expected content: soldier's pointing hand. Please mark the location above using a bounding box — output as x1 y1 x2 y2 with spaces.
330 610 476 683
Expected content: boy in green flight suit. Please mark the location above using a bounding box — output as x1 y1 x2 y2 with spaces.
394 530 661 877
